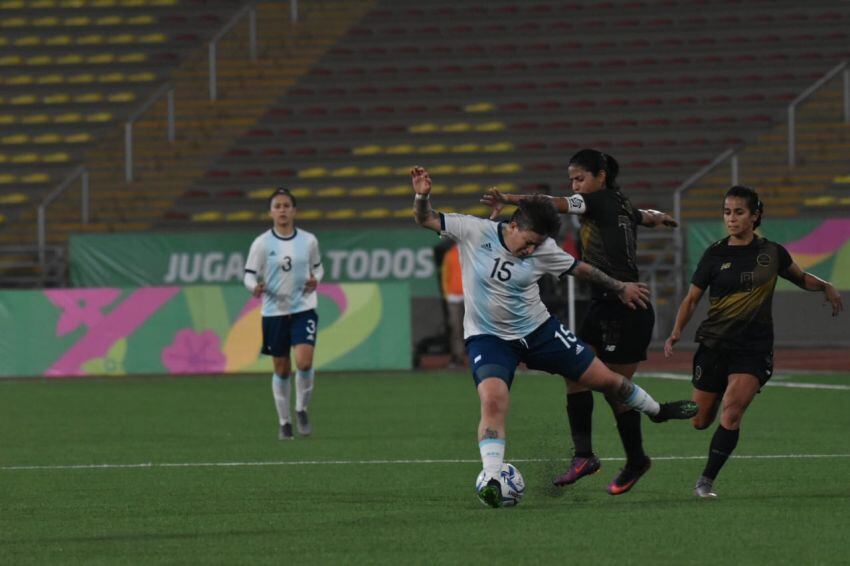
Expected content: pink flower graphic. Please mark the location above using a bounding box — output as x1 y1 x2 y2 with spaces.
161 329 226 374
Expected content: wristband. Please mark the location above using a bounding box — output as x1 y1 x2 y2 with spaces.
415 193 430 201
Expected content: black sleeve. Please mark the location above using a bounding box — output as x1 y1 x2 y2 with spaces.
690 246 714 290
776 243 794 279
580 190 607 219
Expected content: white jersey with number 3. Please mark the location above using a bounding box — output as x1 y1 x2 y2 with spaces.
440 213 578 340
244 228 323 317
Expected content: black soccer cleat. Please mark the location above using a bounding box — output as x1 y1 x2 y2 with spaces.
279 422 294 440
477 478 503 508
296 410 312 436
649 400 698 423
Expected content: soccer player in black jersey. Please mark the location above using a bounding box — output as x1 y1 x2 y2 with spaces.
482 149 679 495
664 185 843 498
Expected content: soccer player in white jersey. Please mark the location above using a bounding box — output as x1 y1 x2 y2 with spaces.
411 166 697 507
244 188 324 440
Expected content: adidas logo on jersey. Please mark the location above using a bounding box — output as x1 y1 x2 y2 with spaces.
481 242 492 251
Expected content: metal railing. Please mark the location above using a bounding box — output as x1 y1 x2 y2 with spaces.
788 61 850 167
671 148 740 300
209 3 258 101
37 165 89 268
125 82 175 182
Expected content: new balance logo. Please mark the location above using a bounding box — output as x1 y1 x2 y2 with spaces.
481 243 492 251
605 345 616 352
720 262 731 270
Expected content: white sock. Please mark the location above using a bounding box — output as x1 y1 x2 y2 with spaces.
272 374 291 425
622 382 661 416
479 438 506 479
295 368 314 412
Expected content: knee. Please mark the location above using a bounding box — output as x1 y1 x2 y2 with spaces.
692 416 713 430
480 395 508 417
721 406 745 429
296 362 313 372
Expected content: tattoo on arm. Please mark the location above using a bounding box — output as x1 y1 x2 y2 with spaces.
483 428 499 439
580 264 625 292
414 197 439 225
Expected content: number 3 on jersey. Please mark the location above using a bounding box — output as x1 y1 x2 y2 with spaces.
554 324 578 349
490 258 513 281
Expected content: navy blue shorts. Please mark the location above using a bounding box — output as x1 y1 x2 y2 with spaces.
465 316 596 388
261 309 318 357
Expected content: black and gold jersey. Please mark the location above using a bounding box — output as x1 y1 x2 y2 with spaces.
578 189 642 300
692 236 793 352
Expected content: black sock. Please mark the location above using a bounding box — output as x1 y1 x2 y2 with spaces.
567 391 594 456
702 425 740 480
615 410 646 468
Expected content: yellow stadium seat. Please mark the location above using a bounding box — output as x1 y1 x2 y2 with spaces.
1 17 26 27
317 187 346 197
22 173 49 183
484 142 513 152
475 122 506 132
0 153 6 162
419 144 446 154
54 113 83 123
462 205 490 216
31 0 56 7
96 15 122 25
465 102 494 113
361 166 392 176
43 94 70 104
296 209 323 220
330 166 358 177
409 123 437 134
0 37 7 46
430 165 457 174
85 112 112 122
0 213 4 223
57 54 85 64
452 183 482 194
87 53 116 64
107 92 134 102
46 35 71 46
118 53 145 63
248 188 272 199
386 144 414 155
14 36 40 46
34 133 61 143
360 208 391 219
491 163 522 174
430 183 449 195
225 211 255 222
350 186 380 197
93 0 117 6
383 185 409 196
451 144 480 153
43 152 69 162
65 132 92 143
0 115 13 125
839 197 850 205
0 174 15 184
68 73 95 83
299 167 327 178
833 175 850 184
74 93 103 103
107 33 134 44
325 209 356 220
392 166 412 175
192 211 223 222
99 72 124 83
803 196 836 206
127 15 154 25
8 75 34 84
28 55 54 65
0 54 21 64
139 33 166 43
2 134 28 144
0 1 24 9
0 192 26 204
459 164 487 174
33 16 59 26
22 114 49 124
78 34 104 45
353 145 381 156
128 72 155 82
291 188 312 198
11 94 36 104
38 74 63 84
443 123 471 132
393 208 413 218
64 16 91 26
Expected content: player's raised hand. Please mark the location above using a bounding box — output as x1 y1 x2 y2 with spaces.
481 187 507 220
663 331 680 358
617 281 650 310
410 166 432 195
824 285 843 317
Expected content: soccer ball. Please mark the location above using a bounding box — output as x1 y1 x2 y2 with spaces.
475 462 526 507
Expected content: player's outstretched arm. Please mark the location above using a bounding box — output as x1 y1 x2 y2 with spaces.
571 262 650 310
664 284 705 358
782 263 843 317
411 166 441 232
639 208 678 228
481 188 585 220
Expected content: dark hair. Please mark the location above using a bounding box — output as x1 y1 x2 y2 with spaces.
569 148 620 191
509 195 561 238
268 187 296 208
724 185 763 228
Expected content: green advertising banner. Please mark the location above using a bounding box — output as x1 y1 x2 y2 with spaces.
0 282 411 377
687 219 850 290
70 229 442 296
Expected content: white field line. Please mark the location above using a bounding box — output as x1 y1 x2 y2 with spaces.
637 372 850 390
3 453 850 472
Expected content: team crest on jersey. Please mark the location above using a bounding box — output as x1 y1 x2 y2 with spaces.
757 254 771 266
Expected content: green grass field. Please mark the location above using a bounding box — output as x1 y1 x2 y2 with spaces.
2 371 849 565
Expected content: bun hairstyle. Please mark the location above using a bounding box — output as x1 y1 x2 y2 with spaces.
268 186 296 208
724 185 763 228
569 149 621 191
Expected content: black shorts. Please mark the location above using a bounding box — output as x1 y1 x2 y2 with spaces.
692 343 774 393
578 299 654 364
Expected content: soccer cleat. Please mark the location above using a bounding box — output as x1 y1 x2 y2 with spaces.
553 454 602 486
477 478 503 508
606 457 652 495
694 476 717 498
279 422 294 440
296 410 312 436
649 400 699 423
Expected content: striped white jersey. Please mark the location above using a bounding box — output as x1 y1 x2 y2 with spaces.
244 227 324 317
440 213 579 340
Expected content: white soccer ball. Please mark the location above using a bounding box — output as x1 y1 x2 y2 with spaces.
475 462 526 507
